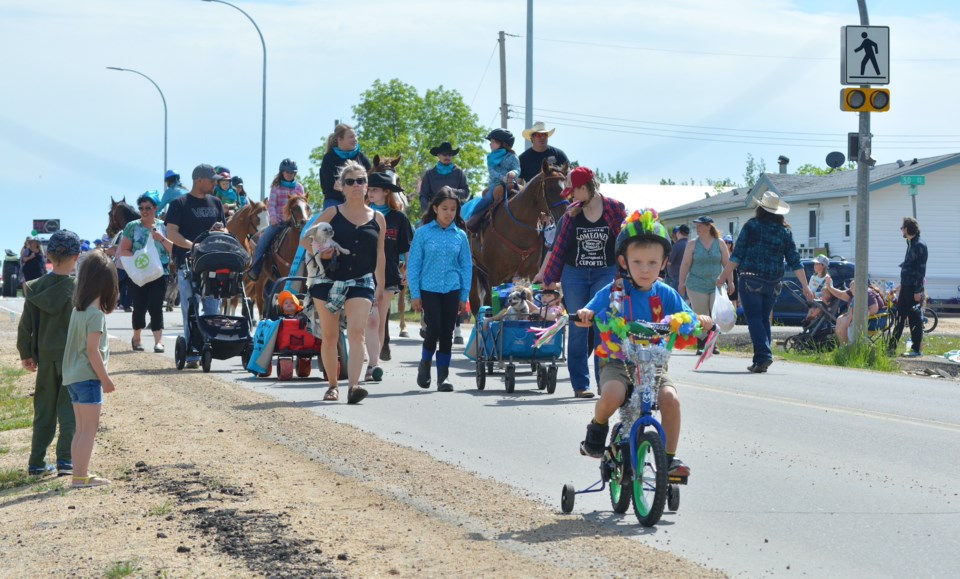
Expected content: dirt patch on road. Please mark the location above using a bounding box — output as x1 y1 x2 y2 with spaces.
0 317 720 578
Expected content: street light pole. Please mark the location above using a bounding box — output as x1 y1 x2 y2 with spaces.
106 67 167 186
203 0 267 202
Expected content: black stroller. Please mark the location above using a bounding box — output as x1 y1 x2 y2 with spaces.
781 280 841 353
174 232 254 372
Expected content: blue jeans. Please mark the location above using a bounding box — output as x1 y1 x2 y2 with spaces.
178 265 221 359
561 264 618 392
251 223 282 275
472 191 494 215
738 275 782 365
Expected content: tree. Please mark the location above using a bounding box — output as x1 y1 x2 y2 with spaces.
795 162 855 175
743 153 767 188
596 169 629 184
304 79 487 217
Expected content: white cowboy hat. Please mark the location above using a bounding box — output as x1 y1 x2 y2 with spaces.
754 191 790 215
522 121 556 141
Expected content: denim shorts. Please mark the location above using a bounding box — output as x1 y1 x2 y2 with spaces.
67 380 103 405
309 282 375 303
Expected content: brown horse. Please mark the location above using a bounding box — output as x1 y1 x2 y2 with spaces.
107 197 139 238
224 201 268 316
251 195 310 315
469 160 568 317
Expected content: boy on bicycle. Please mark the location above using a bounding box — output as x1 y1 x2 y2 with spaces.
575 209 713 477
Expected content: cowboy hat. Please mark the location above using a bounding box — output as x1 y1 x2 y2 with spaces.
754 191 790 215
429 142 460 156
367 171 404 192
522 121 555 141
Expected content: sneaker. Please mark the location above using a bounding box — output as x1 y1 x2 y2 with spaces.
57 460 74 477
453 336 464 345
399 330 409 338
28 464 56 477
668 458 691 477
902 350 922 358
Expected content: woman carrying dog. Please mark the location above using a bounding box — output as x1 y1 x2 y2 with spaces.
301 160 385 404
363 171 413 383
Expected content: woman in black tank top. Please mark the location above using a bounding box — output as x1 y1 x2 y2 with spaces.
301 160 385 405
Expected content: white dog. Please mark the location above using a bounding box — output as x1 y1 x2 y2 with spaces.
486 288 535 328
303 222 351 283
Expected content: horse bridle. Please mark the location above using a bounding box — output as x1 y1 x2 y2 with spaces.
501 174 567 233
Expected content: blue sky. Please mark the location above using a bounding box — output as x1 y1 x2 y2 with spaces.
2 0 960 253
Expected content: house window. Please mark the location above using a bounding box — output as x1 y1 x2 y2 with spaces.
807 204 819 247
843 206 851 239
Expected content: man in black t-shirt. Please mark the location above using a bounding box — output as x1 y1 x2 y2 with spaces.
165 164 226 366
518 121 570 182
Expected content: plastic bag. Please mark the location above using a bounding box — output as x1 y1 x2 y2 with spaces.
712 286 737 333
120 239 164 287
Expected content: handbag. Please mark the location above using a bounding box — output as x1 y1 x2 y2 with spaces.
120 238 165 287
712 286 737 333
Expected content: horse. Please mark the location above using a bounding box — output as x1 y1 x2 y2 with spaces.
251 195 310 315
107 197 139 239
469 160 569 318
224 201 268 317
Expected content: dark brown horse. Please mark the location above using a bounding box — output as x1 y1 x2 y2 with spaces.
224 201 268 317
107 197 139 238
251 195 310 315
469 160 568 317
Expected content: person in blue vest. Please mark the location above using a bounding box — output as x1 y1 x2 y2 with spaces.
465 129 520 234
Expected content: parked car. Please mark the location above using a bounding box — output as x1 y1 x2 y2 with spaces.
2 251 21 297
736 258 855 326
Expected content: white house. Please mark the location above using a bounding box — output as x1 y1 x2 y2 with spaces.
600 184 726 214
659 154 960 301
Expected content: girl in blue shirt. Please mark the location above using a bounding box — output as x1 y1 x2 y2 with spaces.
408 187 472 392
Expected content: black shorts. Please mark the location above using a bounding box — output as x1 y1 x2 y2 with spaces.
309 282 375 303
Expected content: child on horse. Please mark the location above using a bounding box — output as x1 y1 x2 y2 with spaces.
247 158 306 281
465 128 520 234
574 209 714 479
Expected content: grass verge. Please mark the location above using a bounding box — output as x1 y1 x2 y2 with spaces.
0 367 32 432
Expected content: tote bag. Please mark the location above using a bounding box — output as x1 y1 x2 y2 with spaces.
712 286 737 333
120 239 164 287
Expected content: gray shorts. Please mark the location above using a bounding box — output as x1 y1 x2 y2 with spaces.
599 361 676 407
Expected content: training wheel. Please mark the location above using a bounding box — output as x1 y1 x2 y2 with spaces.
561 483 576 513
668 484 680 512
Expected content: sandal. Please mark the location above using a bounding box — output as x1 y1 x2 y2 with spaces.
347 386 368 405
323 387 339 401
131 339 144 352
72 475 111 488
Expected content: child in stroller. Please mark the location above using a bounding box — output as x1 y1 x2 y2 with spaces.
782 280 840 353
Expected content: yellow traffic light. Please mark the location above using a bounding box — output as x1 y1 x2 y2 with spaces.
840 88 890 112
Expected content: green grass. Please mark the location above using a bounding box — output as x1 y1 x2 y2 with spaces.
0 367 32 432
146 500 173 517
104 559 141 579
0 467 33 491
775 334 960 372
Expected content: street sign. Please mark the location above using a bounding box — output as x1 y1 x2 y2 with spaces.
841 25 890 85
32 219 60 233
900 175 925 186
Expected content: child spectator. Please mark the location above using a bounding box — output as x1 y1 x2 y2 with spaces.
408 187 472 392
62 250 119 488
17 230 82 477
537 288 564 322
574 210 713 477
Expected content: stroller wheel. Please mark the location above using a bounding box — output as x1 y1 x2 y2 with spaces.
174 336 186 371
783 335 804 354
201 348 213 373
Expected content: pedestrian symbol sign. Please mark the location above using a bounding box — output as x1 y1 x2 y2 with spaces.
842 26 889 85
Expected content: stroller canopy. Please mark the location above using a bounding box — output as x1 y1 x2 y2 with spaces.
191 232 249 274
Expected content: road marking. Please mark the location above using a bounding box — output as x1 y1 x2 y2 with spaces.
684 381 960 433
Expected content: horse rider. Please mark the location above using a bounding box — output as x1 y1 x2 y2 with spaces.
158 169 187 217
247 158 306 282
419 141 470 212
518 121 570 182
465 128 520 234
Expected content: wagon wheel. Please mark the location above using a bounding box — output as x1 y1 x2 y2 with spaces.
296 356 312 378
504 364 516 393
476 361 486 390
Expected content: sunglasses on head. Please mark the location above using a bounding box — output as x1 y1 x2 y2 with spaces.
343 177 367 186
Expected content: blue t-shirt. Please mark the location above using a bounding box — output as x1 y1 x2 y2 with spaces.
586 279 693 324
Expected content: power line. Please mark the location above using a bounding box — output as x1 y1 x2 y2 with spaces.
469 41 499 109
512 105 960 142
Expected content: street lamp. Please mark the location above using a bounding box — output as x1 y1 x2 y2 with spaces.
106 66 167 185
202 0 267 202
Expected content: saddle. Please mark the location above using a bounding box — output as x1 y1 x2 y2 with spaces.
468 183 518 236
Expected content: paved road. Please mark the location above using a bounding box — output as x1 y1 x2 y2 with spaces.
4 297 959 577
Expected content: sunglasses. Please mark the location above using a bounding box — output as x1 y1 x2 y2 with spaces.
343 177 367 186
138 205 155 211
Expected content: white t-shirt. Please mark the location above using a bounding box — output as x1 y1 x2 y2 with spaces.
808 273 829 297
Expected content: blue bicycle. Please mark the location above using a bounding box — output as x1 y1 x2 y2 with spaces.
560 321 687 527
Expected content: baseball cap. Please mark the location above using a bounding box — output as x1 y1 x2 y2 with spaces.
192 164 219 181
561 166 595 198
47 229 81 256
693 215 714 224
814 254 829 267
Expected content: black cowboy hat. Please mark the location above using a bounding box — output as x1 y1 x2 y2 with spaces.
367 171 403 192
429 142 460 156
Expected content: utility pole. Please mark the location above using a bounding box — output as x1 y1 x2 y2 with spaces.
852 0 871 341
499 31 508 129
524 0 533 149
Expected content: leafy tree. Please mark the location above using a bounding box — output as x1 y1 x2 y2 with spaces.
794 162 855 175
743 153 767 187
659 178 676 185
596 169 629 184
304 79 487 217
